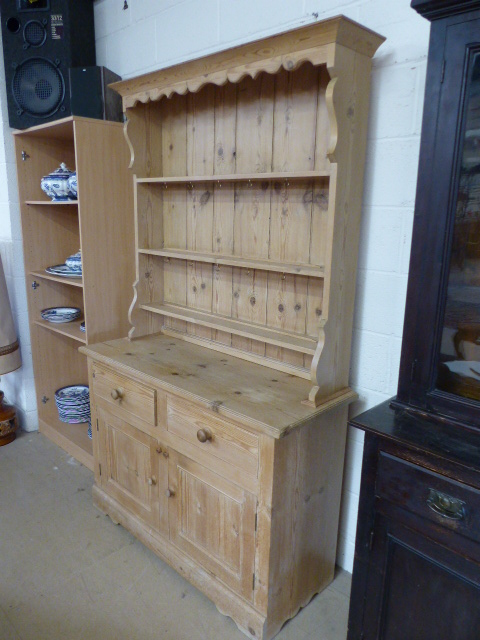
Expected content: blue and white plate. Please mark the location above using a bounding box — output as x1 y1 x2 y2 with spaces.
55 385 89 401
41 307 81 323
80 322 86 332
46 264 82 278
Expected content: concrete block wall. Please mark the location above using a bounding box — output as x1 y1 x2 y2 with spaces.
92 0 430 572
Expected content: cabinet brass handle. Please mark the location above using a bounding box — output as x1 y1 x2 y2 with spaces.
165 488 175 498
197 428 213 443
147 476 157 486
111 388 124 400
427 488 466 521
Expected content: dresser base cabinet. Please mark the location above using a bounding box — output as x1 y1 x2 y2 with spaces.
82 335 351 640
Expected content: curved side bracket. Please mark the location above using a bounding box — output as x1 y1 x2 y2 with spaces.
127 279 143 340
123 117 135 170
325 75 339 163
306 318 336 406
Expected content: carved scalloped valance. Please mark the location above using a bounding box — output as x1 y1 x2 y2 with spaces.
111 15 385 108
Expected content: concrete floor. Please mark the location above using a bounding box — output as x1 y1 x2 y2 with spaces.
0 431 351 640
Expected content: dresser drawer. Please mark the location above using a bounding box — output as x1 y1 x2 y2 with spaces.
376 451 480 543
92 364 156 426
166 396 259 478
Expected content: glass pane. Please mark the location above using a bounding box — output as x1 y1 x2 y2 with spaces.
437 52 480 401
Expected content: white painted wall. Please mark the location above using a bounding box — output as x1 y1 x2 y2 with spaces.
0 0 430 572
0 26 37 433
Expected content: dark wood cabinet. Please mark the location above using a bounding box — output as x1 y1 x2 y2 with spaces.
348 2 480 638
396 0 480 426
348 403 480 640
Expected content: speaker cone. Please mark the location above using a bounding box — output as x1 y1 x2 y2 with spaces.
12 58 64 117
24 21 47 47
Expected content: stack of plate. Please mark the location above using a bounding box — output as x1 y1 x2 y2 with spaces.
54 385 90 424
41 307 81 323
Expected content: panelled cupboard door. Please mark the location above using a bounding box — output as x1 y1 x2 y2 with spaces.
168 450 257 601
361 513 480 640
97 408 168 533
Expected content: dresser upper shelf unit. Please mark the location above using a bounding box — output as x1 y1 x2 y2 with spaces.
113 16 385 407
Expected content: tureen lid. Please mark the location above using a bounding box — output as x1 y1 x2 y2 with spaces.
43 162 74 179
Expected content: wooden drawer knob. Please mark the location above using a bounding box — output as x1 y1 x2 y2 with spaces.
147 476 157 486
165 488 175 498
197 428 212 443
111 388 124 400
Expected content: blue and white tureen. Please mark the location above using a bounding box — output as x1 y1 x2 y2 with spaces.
67 172 77 198
40 163 75 201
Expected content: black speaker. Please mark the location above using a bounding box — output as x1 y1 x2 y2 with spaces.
0 0 96 129
69 66 123 123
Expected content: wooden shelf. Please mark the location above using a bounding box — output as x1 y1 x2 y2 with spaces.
140 302 318 355
39 407 93 471
30 270 84 288
139 248 324 278
136 170 330 185
25 200 78 206
34 318 86 343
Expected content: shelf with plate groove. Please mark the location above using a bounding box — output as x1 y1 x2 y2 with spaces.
140 302 318 355
136 170 330 185
138 248 324 278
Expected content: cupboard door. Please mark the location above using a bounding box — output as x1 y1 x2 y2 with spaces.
361 513 480 640
168 450 256 601
97 407 164 531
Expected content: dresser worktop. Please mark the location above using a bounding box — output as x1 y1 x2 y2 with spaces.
81 334 355 439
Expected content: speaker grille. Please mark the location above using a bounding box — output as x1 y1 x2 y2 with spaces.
12 58 64 117
24 21 47 47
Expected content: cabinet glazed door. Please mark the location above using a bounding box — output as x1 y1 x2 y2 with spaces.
97 407 161 530
168 451 256 601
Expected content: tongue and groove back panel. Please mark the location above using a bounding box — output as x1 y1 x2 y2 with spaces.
115 17 385 406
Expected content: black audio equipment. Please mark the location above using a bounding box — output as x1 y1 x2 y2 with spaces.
0 0 96 129
69 66 123 123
